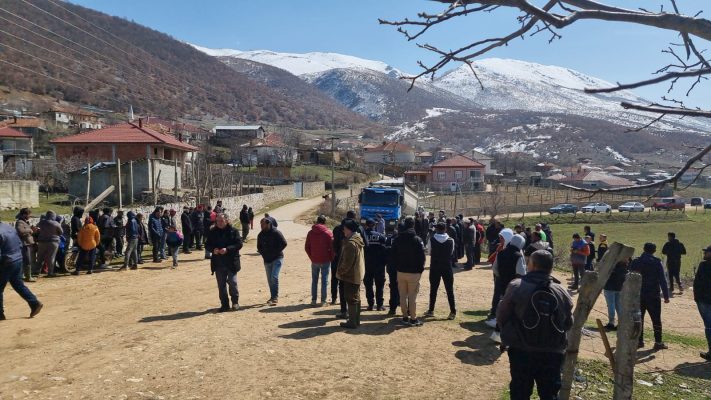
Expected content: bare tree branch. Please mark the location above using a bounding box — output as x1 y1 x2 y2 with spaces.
621 102 711 118
584 67 711 94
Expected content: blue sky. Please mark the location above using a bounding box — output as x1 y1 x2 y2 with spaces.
72 0 709 108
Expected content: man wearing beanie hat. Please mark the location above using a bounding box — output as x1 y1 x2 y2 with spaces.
630 242 670 350
336 219 365 328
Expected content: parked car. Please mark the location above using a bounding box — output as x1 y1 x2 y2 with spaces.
690 197 704 206
705 199 711 209
549 203 578 214
581 202 612 213
618 202 645 212
652 197 686 211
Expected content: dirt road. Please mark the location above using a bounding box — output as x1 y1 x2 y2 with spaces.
1 196 706 399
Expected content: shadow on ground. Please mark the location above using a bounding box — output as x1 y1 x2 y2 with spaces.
452 316 502 366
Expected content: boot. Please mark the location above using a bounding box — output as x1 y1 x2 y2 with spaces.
355 302 361 327
339 302 357 329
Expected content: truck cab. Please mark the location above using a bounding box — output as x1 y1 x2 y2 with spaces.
358 186 404 230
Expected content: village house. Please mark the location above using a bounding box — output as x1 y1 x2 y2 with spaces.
558 170 635 189
465 149 497 175
0 116 47 139
41 104 104 130
211 125 265 148
415 151 434 165
364 142 416 165
435 148 457 161
0 127 33 174
237 133 296 166
144 117 210 142
405 154 486 192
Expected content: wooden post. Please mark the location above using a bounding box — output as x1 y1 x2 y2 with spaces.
117 158 122 210
559 242 635 400
129 161 134 205
613 273 642 400
85 162 91 206
151 159 156 206
174 158 179 200
596 318 616 372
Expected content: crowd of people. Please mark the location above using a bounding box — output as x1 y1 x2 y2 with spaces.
2 202 710 400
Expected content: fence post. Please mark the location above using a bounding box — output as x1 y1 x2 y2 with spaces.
613 273 642 400
85 162 91 207
117 158 122 210
129 160 134 205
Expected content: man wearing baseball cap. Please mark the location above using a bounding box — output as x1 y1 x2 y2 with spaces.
694 245 711 360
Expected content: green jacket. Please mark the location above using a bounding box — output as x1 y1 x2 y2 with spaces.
336 232 365 284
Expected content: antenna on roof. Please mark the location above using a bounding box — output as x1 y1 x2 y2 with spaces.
128 105 134 122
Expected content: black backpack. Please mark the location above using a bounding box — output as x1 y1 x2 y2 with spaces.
517 278 568 351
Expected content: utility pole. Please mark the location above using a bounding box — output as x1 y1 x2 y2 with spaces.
330 137 336 217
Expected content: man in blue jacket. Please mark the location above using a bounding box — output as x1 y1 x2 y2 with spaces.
148 207 164 263
122 211 139 270
630 243 670 350
0 221 42 320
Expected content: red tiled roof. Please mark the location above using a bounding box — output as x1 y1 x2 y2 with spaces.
366 142 415 152
0 127 31 138
50 122 198 151
432 155 485 168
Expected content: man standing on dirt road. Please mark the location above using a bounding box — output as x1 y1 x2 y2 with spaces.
363 219 387 312
694 245 711 361
336 219 365 329
0 220 43 320
206 213 243 312
630 243 670 351
662 232 687 294
305 215 333 306
257 217 287 306
497 250 573 400
239 205 250 241
390 217 426 327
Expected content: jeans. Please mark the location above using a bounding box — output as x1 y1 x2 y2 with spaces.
37 241 59 275
507 348 564 400
696 301 711 351
331 256 346 312
572 262 585 286
151 237 161 261
387 263 399 312
214 265 239 308
363 260 386 307
0 260 39 313
115 235 124 256
640 296 663 344
311 263 330 303
264 258 283 300
667 260 682 291
77 248 97 272
137 244 145 263
168 245 180 266
397 272 421 319
429 266 456 313
160 233 167 259
603 290 621 325
123 238 139 268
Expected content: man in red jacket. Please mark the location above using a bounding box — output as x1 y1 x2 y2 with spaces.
305 215 334 306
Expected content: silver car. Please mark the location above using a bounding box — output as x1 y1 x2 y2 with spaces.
618 202 645 212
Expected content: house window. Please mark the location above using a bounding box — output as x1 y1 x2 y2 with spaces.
454 170 463 179
470 170 481 179
437 171 446 181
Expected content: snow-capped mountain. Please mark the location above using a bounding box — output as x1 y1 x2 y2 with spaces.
191 44 404 77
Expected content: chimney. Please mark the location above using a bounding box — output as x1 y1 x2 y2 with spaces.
13 116 17 124
138 118 143 128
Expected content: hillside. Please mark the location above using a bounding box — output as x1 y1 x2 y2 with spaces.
0 0 374 129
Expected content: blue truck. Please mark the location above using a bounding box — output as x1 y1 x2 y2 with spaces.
358 186 404 230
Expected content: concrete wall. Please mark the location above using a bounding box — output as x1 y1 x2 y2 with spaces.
0 180 39 210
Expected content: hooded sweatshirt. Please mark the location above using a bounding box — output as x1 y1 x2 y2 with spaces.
125 211 139 240
78 221 100 251
305 223 334 264
37 211 63 242
336 232 365 284
493 234 527 283
430 233 455 270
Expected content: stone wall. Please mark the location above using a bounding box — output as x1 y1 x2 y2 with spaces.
0 180 39 210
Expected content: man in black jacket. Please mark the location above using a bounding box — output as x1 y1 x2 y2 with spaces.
425 223 456 320
447 218 459 268
363 219 387 311
631 243 670 350
662 232 687 294
205 213 242 312
180 207 193 254
390 217 426 326
191 205 205 251
257 218 287 306
332 210 365 316
694 246 711 361
462 220 476 270
70 206 83 248
497 250 573 400
239 205 250 241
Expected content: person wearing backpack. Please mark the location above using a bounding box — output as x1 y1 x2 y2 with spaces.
497 250 574 400
205 213 243 312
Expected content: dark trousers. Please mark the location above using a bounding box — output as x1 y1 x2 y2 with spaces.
77 248 97 272
330 259 346 312
21 245 33 278
183 232 192 252
214 265 239 308
429 266 456 313
151 237 161 261
137 244 145 262
242 224 249 241
386 263 399 312
488 275 503 319
98 237 113 264
572 263 585 286
193 231 203 249
474 243 481 265
508 348 564 400
343 281 360 323
667 260 682 291
115 236 124 256
0 260 39 313
640 295 663 344
363 261 386 307
464 243 475 268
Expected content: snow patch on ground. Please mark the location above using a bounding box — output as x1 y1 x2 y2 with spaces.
605 146 632 163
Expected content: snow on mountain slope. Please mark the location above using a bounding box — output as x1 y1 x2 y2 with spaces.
191 44 403 77
434 58 708 132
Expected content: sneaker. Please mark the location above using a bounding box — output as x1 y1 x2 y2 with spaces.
410 318 423 327
231 304 240 311
604 323 616 331
336 312 348 319
129 266 137 270
484 318 497 329
269 298 278 306
423 310 435 318
387 309 397 316
320 302 328 307
311 300 318 306
447 312 456 320
490 331 501 343
401 317 411 326
29 302 43 318
217 306 230 313
339 320 357 329
87 270 93 274
653 342 668 350
700 352 711 361
24 277 37 282
376 306 386 312
366 305 374 311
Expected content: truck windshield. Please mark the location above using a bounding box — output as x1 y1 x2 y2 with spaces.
362 191 399 207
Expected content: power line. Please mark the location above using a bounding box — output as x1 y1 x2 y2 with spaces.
0 58 85 91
